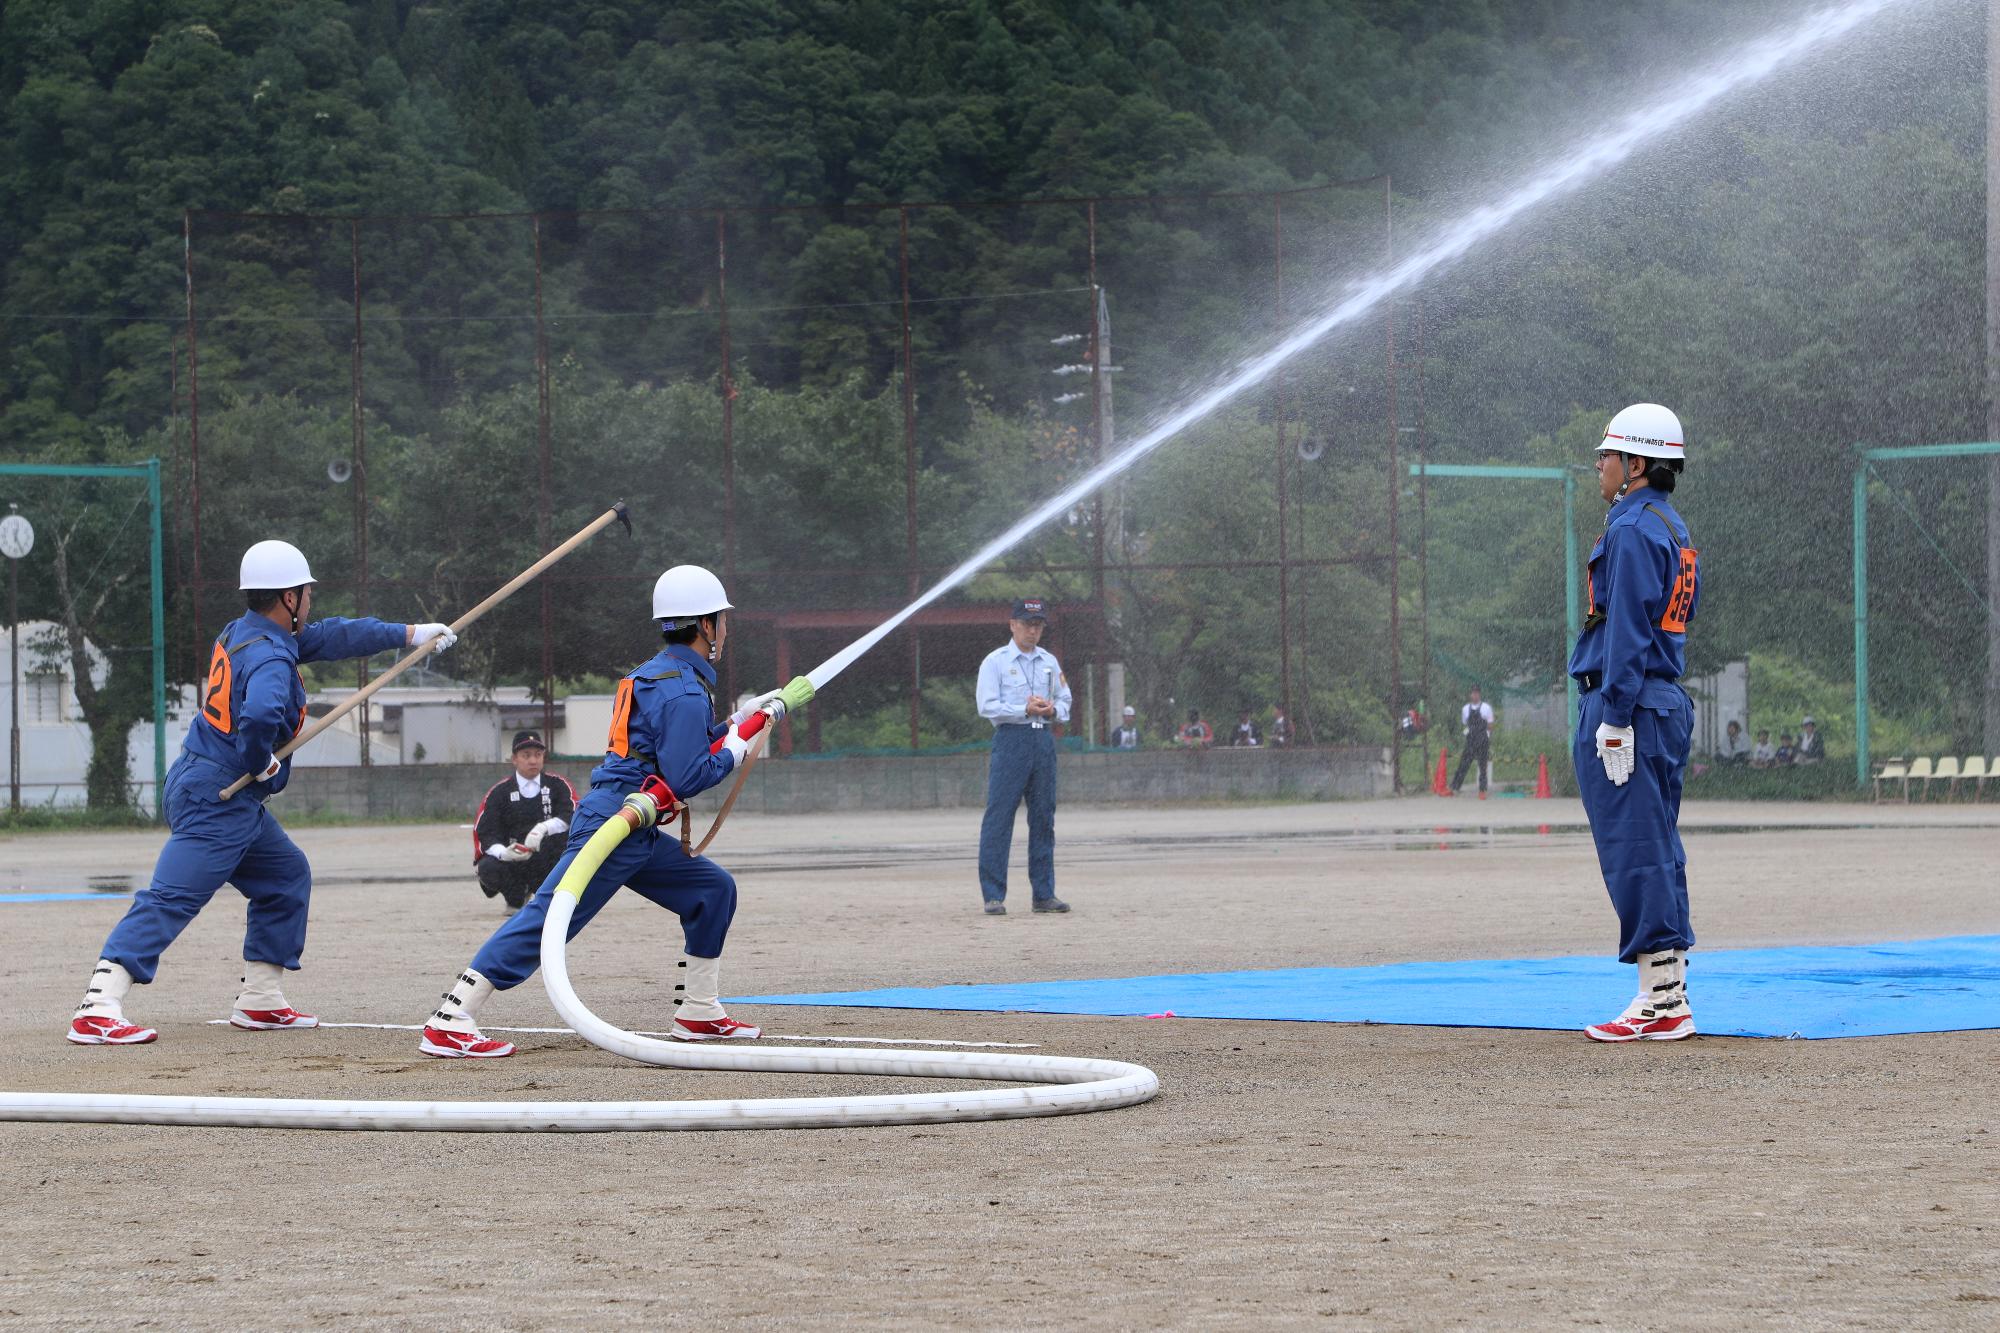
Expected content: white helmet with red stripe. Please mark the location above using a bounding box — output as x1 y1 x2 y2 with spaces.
1598 403 1684 461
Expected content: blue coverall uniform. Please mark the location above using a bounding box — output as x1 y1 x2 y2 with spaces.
469 644 742 989
975 641 1072 905
1568 490 1702 963
100 611 409 983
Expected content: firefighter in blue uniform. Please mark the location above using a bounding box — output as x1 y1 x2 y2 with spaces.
66 540 456 1045
1571 403 1702 1043
417 564 816 1058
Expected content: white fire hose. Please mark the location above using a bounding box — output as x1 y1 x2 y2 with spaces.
0 792 1158 1132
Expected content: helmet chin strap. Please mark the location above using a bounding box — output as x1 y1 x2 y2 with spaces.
1613 453 1640 501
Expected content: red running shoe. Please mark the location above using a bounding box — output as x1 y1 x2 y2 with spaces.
669 1016 762 1041
229 1006 319 1030
1584 1010 1695 1043
418 1026 515 1059
67 1014 158 1045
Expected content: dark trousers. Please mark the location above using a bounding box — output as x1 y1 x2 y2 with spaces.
1451 740 1491 794
978 725 1058 903
476 840 565 909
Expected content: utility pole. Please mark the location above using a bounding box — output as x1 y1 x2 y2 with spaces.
1986 0 2000 753
1055 294 1121 742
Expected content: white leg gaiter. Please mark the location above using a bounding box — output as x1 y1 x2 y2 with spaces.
674 954 727 1023
430 968 497 1034
1638 949 1686 1017
235 961 290 1011
77 958 136 1018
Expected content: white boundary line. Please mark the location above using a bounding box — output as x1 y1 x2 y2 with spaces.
200 1018 1039 1048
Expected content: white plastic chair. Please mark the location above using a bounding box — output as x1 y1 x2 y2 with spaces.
1902 756 1934 802
1957 756 1987 802
1925 756 1958 801
1872 759 1908 804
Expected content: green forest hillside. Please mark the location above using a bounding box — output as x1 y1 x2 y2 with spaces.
0 0 1987 800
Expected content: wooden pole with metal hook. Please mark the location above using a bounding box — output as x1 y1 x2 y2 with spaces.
219 501 632 800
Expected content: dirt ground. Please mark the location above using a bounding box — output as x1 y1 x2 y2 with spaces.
2 795 1996 1329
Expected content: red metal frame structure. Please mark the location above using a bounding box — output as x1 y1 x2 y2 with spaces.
180 181 1405 756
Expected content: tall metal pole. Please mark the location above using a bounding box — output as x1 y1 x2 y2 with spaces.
1986 0 2000 754
1273 197 1293 736
717 211 738 713
182 211 205 677
533 216 555 744
1088 202 1114 744
1855 461 1871 788
351 220 372 765
148 460 167 816
9 549 18 812
1384 178 1403 791
1093 284 1115 744
900 207 920 750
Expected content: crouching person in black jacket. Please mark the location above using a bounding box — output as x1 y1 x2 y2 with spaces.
472 731 577 914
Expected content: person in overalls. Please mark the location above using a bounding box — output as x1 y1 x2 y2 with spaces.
66 540 455 1045
1571 403 1701 1043
974 597 1073 915
417 564 814 1058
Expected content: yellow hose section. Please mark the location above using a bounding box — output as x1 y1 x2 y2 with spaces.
551 793 656 902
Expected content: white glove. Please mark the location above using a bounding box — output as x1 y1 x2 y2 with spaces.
523 817 567 851
727 688 785 729
255 755 282 782
485 842 532 863
411 623 457 652
1595 722 1636 787
720 730 752 767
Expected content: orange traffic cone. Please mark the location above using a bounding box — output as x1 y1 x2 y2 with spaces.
1534 753 1552 799
1432 749 1451 796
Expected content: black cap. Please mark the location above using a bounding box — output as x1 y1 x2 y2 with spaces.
511 730 546 753
1010 597 1048 622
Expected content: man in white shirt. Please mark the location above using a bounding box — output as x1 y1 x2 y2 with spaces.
974 598 1073 915
1450 686 1496 797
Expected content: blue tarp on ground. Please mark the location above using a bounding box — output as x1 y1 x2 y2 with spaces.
738 935 2000 1039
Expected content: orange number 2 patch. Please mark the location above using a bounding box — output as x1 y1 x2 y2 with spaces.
201 641 234 733
1658 547 1699 633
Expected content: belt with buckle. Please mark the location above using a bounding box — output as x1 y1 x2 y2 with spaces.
1577 673 1679 693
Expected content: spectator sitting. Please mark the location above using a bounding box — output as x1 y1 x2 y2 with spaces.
1794 716 1825 765
1269 706 1291 748
1230 709 1262 747
1716 720 1749 765
1176 708 1214 748
1775 732 1796 766
472 731 576 915
1112 705 1141 750
1750 729 1775 768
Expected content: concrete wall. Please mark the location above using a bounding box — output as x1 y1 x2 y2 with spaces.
279 746 1393 820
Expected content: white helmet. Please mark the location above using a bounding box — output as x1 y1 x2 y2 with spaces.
1598 403 1684 461
651 564 732 626
238 540 315 590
